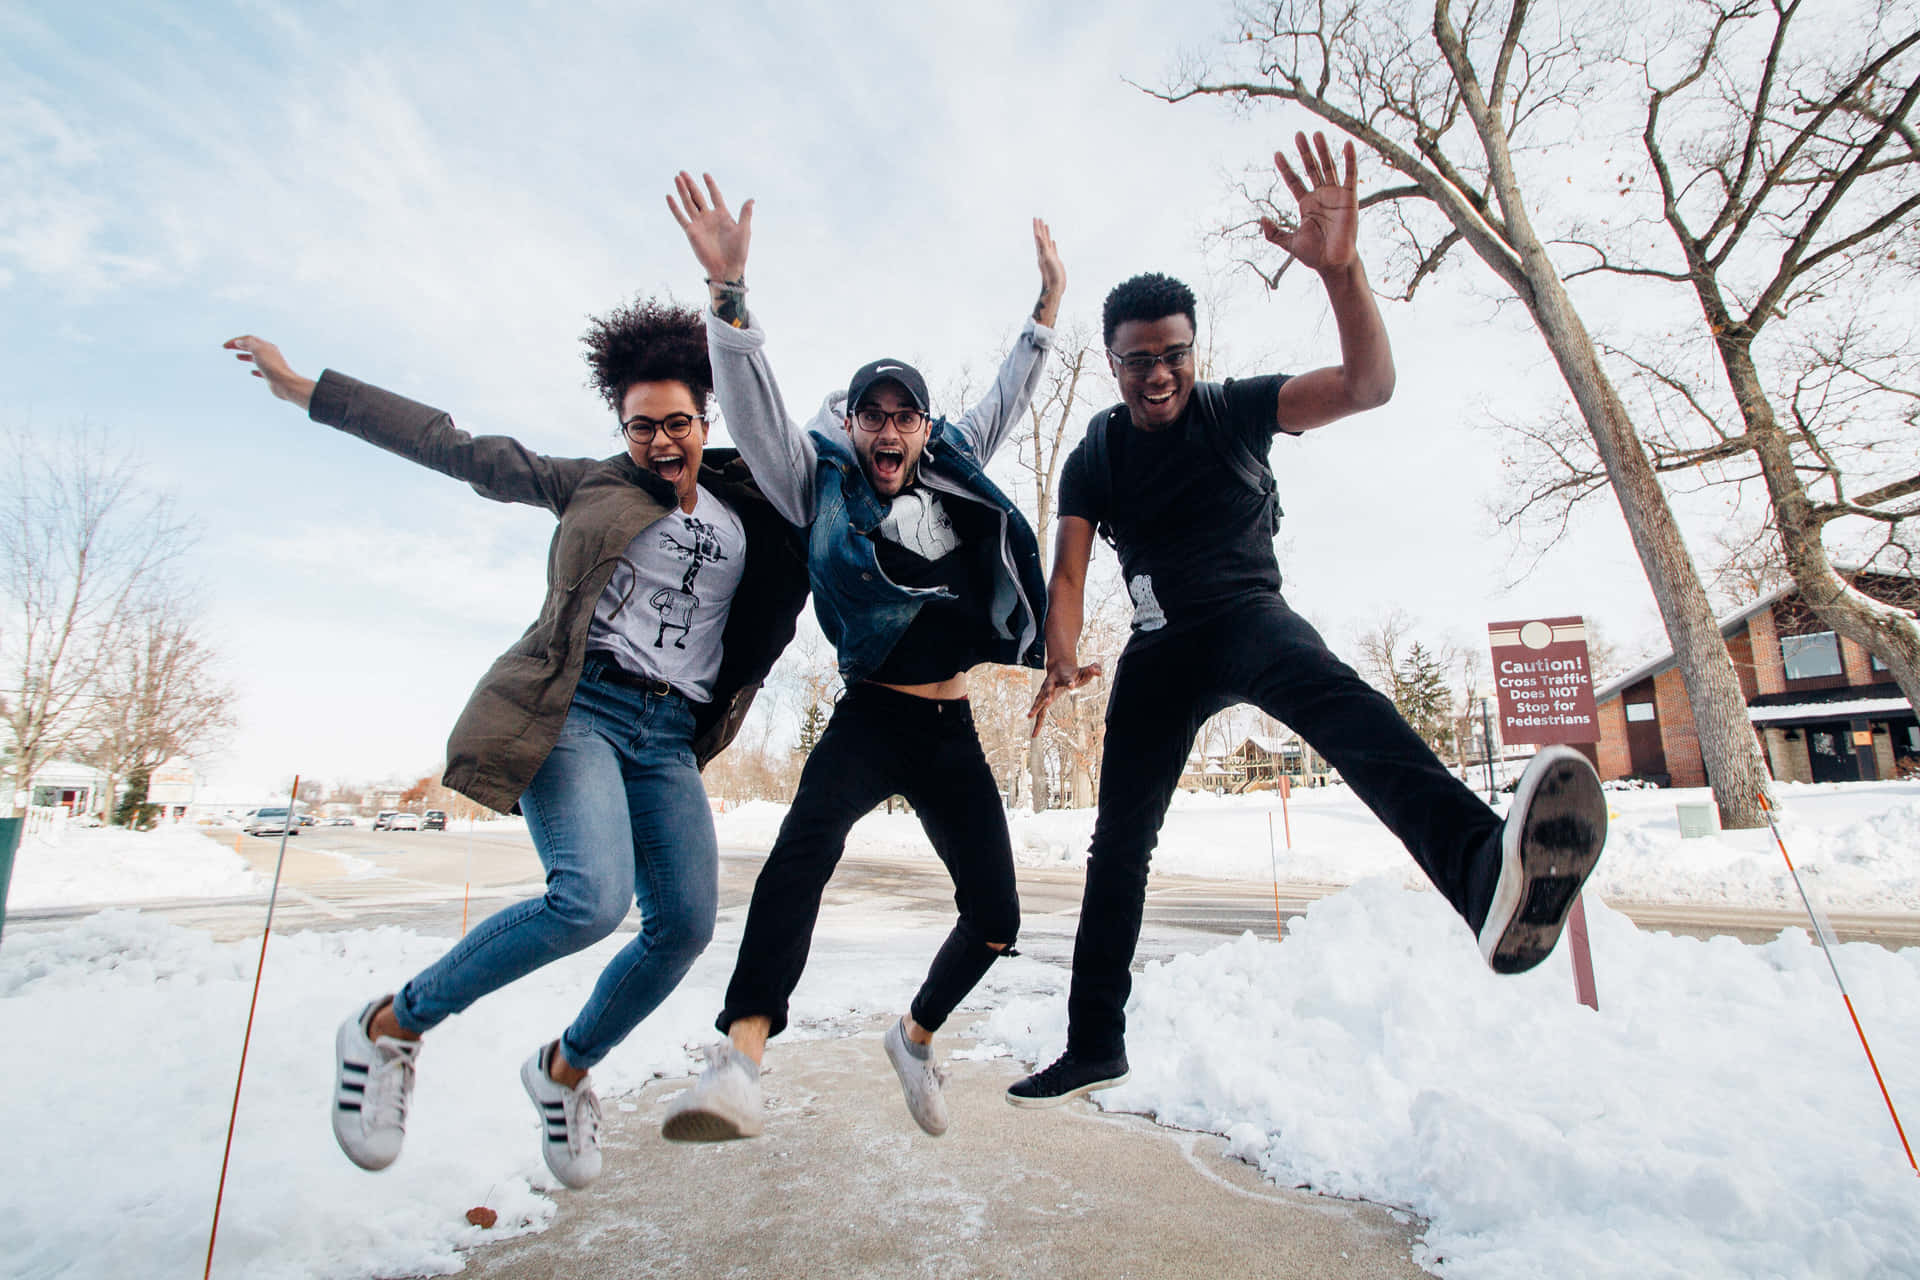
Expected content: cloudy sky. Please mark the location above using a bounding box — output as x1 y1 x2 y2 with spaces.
5 0 1729 796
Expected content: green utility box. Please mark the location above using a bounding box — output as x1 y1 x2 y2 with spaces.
0 816 22 944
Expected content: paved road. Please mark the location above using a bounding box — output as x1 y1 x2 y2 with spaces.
12 824 1919 953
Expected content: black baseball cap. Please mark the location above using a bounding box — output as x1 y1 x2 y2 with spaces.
846 358 930 414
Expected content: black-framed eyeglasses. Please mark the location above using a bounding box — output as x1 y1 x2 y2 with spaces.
621 413 704 442
1108 345 1195 376
852 406 930 434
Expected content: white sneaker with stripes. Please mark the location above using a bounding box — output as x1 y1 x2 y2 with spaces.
521 1043 603 1190
331 998 419 1171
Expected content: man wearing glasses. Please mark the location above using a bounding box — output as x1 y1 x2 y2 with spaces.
1012 133 1607 1106
661 173 1065 1140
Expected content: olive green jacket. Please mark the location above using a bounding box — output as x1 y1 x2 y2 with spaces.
310 370 810 814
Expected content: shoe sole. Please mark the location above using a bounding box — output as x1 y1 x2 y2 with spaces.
661 1104 762 1143
883 1026 949 1137
1478 746 1607 975
1004 1069 1131 1110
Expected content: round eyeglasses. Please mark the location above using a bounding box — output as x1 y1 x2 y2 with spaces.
852 407 930 433
621 413 704 443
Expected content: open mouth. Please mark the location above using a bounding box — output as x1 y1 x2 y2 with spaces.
1142 391 1176 410
871 446 907 482
649 451 687 483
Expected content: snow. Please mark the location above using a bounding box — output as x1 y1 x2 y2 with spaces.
1749 697 1912 722
4 782 1919 1278
6 823 265 908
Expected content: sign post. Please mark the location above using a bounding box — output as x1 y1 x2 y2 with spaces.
1488 616 1601 1011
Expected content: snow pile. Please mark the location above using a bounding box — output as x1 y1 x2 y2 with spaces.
6 824 265 909
981 880 1920 1279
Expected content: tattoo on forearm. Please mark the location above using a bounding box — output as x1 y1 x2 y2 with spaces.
1032 288 1052 322
708 278 749 329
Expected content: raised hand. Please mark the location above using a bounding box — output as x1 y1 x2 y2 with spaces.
1260 131 1359 274
1032 217 1065 327
1027 657 1101 738
667 171 753 285
222 335 315 411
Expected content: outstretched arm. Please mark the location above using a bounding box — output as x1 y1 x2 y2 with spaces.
1027 515 1102 737
221 335 585 512
953 218 1063 461
1261 132 1395 434
668 171 817 526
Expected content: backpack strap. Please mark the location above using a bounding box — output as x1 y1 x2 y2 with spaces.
1189 379 1284 537
1085 405 1125 549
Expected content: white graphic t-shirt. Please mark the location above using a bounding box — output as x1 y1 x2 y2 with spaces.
587 485 746 703
877 488 960 560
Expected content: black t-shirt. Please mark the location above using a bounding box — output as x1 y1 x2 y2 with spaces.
866 488 997 685
1057 375 1290 643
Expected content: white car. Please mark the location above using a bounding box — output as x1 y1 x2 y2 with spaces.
388 812 423 831
242 807 301 837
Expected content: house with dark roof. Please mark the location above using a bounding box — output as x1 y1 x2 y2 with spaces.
1589 572 1919 786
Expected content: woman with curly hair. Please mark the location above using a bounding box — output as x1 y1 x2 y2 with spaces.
223 299 807 1190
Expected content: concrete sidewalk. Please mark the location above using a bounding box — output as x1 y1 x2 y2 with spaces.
462 1026 1428 1280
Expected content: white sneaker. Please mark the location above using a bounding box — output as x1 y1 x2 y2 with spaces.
661 1042 764 1142
331 998 419 1171
883 1017 950 1137
521 1043 603 1190
1479 745 1608 974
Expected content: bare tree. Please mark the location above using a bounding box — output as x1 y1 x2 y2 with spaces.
82 591 236 824
1006 325 1109 809
1154 0 1782 825
1475 2 1920 709
0 427 192 814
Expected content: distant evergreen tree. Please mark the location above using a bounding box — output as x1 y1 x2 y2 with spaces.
797 701 828 755
1395 642 1453 755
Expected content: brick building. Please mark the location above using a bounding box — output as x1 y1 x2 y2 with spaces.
1590 573 1919 786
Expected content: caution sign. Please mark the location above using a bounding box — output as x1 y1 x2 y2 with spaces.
1488 616 1599 745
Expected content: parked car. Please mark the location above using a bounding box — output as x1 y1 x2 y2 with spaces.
422 810 447 831
373 811 399 831
327 816 356 827
388 812 423 831
297 813 319 827
243 807 301 837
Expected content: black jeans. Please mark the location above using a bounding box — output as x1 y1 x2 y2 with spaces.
720 683 1020 1039
1067 593 1503 1060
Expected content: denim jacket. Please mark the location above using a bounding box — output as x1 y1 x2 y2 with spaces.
706 310 1053 683
806 423 1045 682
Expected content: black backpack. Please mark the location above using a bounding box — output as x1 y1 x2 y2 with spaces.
1082 379 1284 548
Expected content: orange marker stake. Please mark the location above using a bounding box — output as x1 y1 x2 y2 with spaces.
1267 813 1284 940
1757 790 1916 1175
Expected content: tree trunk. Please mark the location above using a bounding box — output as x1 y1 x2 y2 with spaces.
1026 730 1049 813
1716 340 1920 717
1519 272 1773 826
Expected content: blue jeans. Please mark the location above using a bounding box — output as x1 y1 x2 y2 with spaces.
391 675 719 1069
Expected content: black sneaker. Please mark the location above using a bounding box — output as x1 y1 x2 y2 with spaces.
1005 1051 1130 1109
1478 745 1608 975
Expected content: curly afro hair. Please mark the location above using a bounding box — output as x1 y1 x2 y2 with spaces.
1101 273 1197 347
581 296 712 415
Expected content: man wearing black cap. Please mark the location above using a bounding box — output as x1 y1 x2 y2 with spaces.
661 172 1064 1141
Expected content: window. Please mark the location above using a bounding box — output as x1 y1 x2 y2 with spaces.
1872 652 1888 672
1781 631 1843 680
1625 702 1656 723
